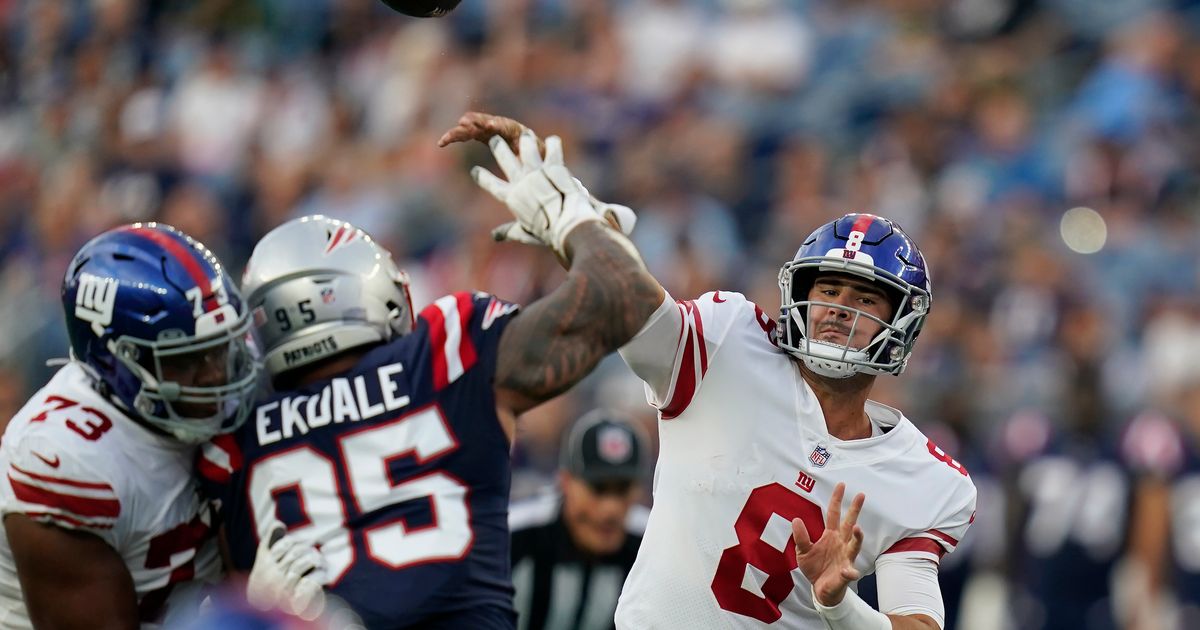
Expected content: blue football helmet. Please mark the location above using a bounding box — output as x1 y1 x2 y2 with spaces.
61 223 260 443
777 213 931 378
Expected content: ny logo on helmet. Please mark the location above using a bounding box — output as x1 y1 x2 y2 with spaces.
75 272 118 337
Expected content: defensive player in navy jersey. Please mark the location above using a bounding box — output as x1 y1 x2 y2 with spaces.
1003 408 1132 630
198 132 660 627
1125 381 1200 630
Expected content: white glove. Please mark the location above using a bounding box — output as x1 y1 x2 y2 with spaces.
246 520 327 620
474 131 615 257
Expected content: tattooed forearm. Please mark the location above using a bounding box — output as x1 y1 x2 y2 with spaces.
496 222 664 412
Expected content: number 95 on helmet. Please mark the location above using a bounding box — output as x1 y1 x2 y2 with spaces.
61 223 260 444
240 215 414 381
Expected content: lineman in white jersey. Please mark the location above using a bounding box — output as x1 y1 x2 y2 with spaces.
442 114 977 630
0 224 322 628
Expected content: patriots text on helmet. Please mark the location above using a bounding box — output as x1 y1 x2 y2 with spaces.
281 336 340 367
255 361 410 446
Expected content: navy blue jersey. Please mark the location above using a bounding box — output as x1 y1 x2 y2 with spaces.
1123 412 1200 625
1005 413 1132 630
199 292 522 629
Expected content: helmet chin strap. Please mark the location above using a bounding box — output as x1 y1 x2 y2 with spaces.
798 339 866 379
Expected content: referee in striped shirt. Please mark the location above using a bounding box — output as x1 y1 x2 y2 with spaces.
509 410 648 630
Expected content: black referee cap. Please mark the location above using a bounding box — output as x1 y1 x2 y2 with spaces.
560 409 645 483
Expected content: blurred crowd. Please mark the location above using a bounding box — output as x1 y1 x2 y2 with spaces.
3 0 1200 627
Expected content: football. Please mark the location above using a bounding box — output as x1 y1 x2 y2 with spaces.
378 0 461 17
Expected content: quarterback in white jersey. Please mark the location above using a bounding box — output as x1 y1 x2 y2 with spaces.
0 224 260 628
439 114 976 630
614 214 977 629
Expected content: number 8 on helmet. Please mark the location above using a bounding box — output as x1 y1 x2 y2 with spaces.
776 213 932 379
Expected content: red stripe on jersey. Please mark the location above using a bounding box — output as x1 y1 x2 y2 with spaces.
127 227 218 312
927 528 959 547
197 434 243 484
213 433 243 469
10 464 114 491
883 537 946 559
686 301 708 374
196 456 229 485
9 475 120 518
454 292 478 375
419 293 478 391
24 511 114 530
421 301 449 391
661 301 708 419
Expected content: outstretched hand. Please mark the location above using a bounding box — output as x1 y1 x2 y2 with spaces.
438 111 543 156
439 112 637 243
792 483 866 607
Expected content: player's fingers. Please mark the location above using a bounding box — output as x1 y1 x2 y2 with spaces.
841 566 861 582
489 136 524 180
491 222 542 245
290 579 327 621
826 483 845 531
484 117 527 153
471 167 510 203
543 135 564 167
288 547 324 580
518 130 543 170
277 538 309 569
843 492 866 534
602 203 637 235
259 520 286 554
848 525 865 560
792 518 813 555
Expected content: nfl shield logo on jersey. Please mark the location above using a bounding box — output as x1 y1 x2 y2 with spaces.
809 445 831 468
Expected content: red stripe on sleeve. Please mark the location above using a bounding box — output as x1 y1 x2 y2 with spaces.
927 528 959 547
24 512 114 530
197 435 242 484
686 301 708 373
212 433 243 470
196 456 228 484
9 476 120 519
420 302 450 391
10 464 113 491
883 537 946 559
661 302 708 420
455 292 478 374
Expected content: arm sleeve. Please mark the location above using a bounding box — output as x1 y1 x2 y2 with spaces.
617 293 681 402
874 554 946 628
1 433 121 542
618 291 770 419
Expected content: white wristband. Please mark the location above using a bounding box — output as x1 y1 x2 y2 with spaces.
812 586 892 630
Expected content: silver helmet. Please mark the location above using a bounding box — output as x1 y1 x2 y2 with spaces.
241 215 414 378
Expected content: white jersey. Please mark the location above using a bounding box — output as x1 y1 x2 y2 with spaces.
615 292 977 629
0 363 221 628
